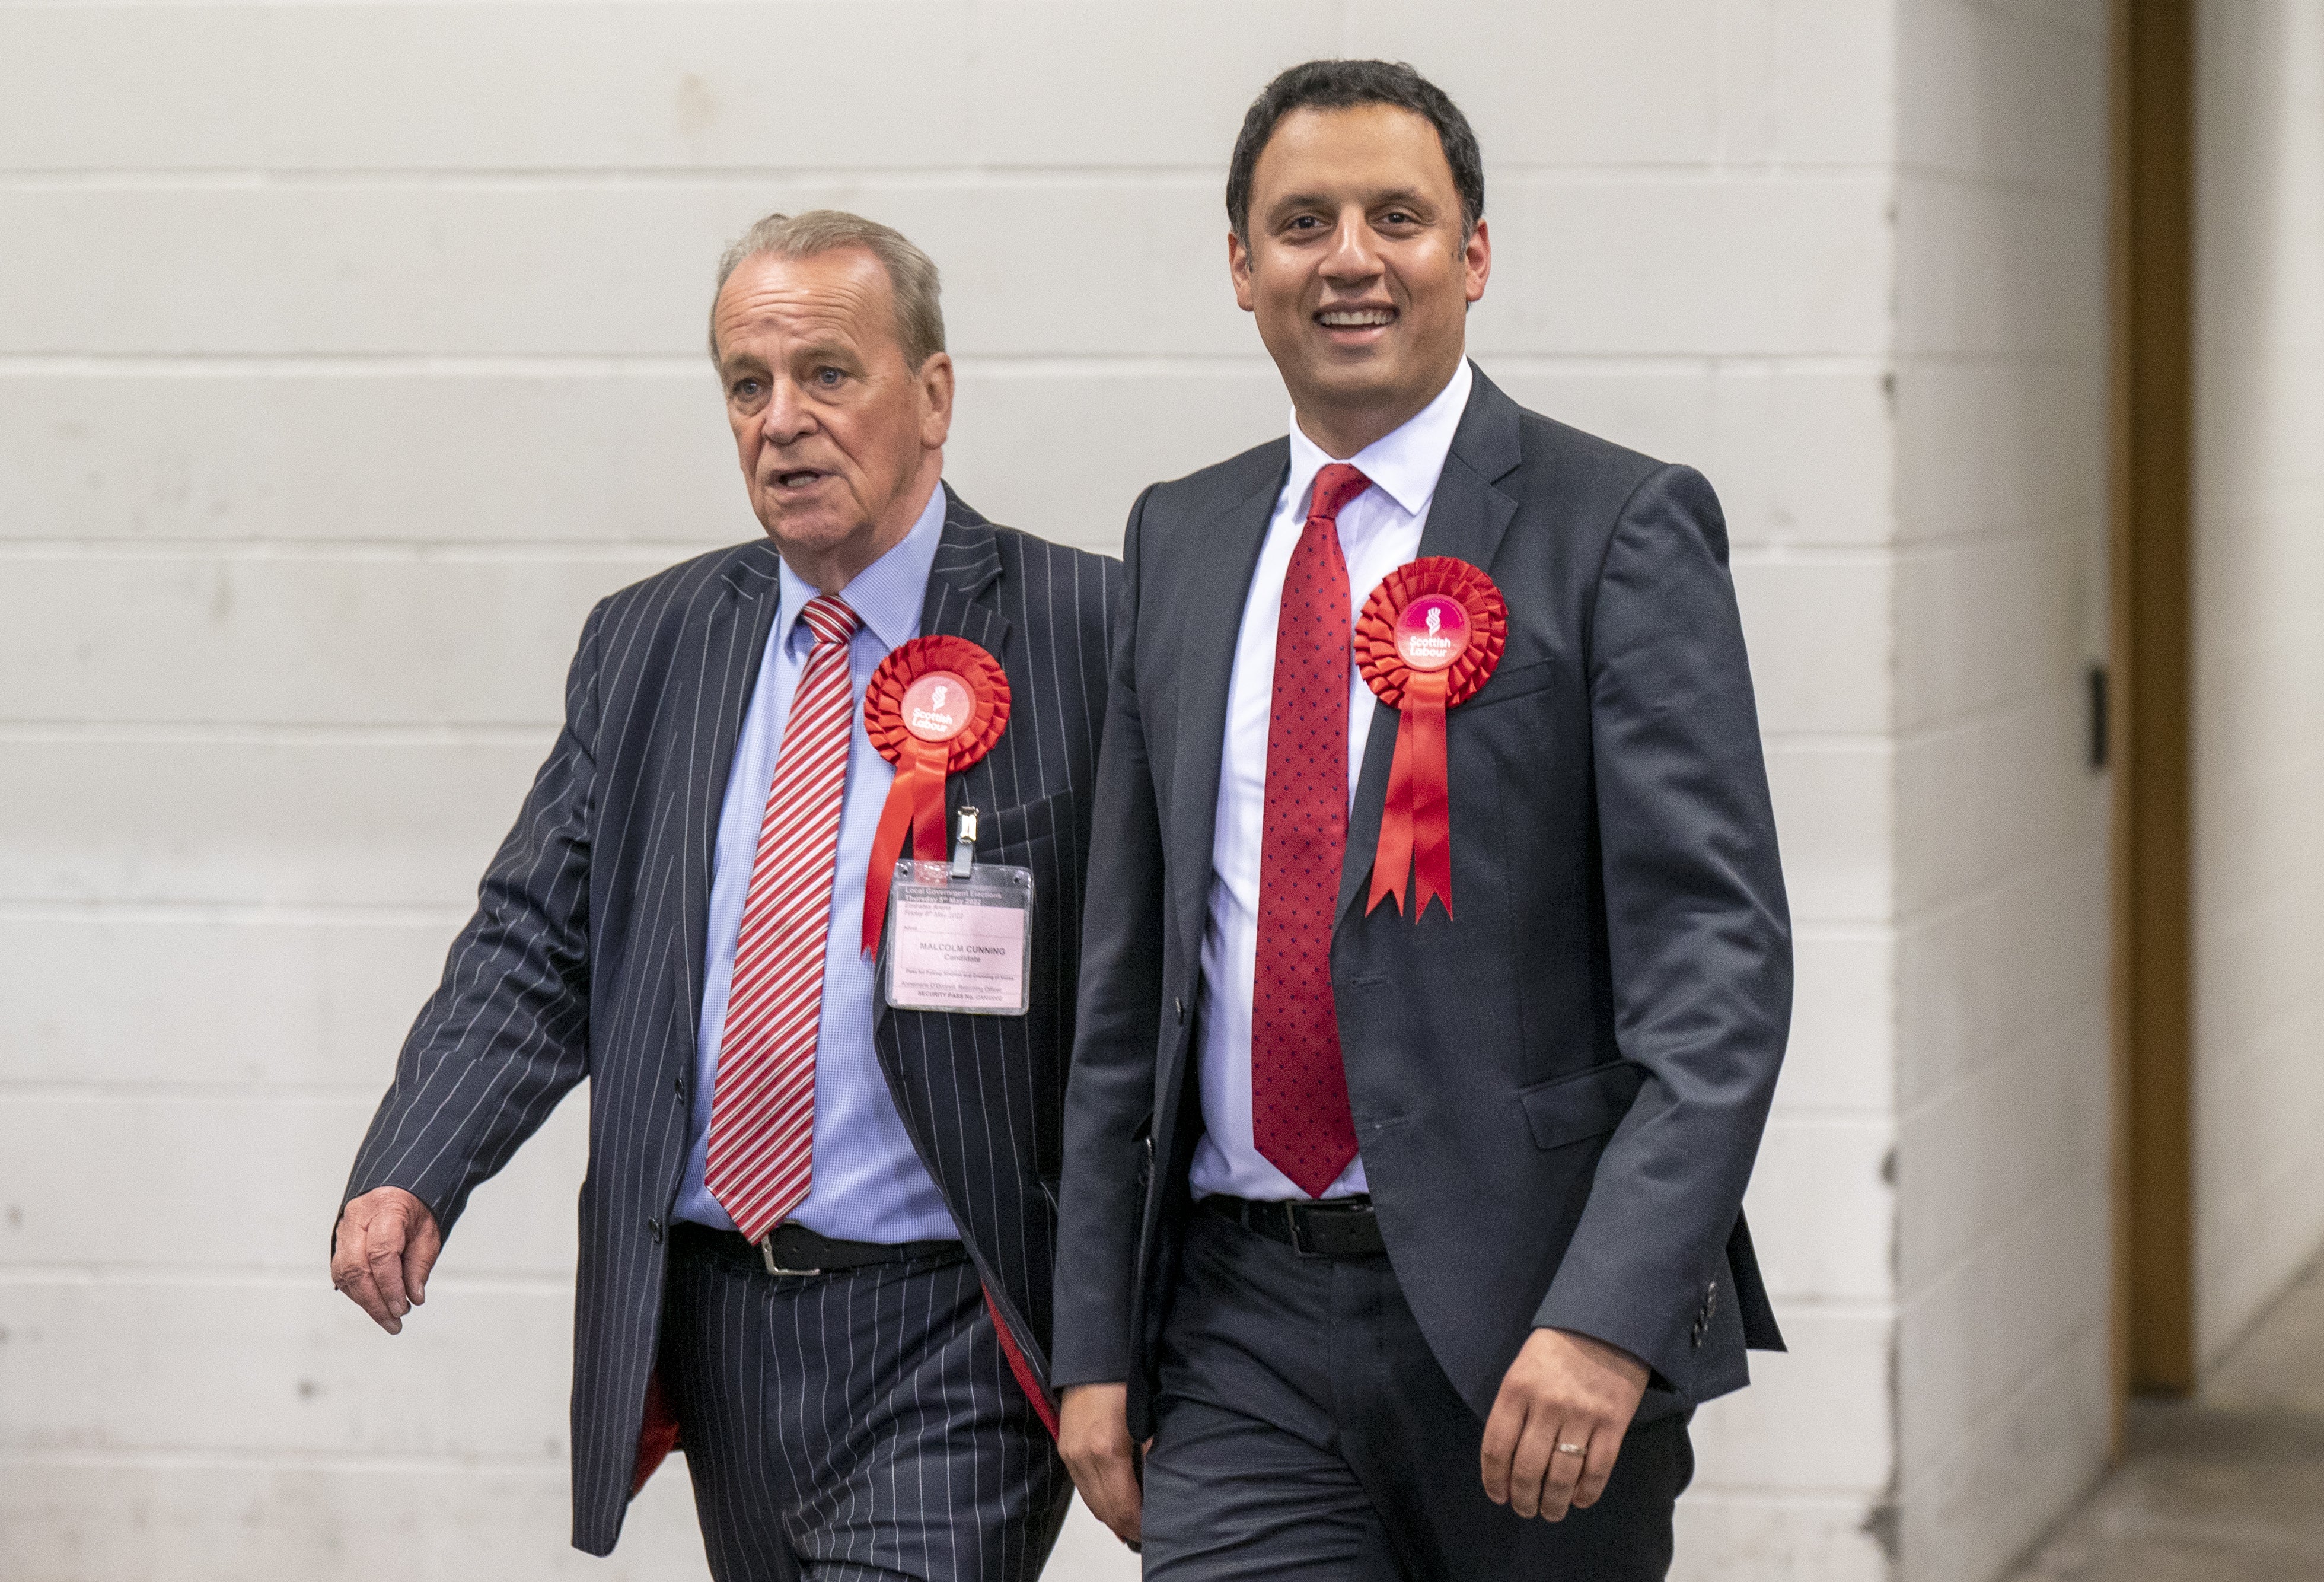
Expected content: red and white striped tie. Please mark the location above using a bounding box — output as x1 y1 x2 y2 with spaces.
704 593 862 1243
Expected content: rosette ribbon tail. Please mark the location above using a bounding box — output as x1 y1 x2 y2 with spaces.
861 736 952 957
1407 672 1454 920
1367 669 1453 917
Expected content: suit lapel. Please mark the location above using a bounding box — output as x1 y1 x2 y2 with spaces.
1172 452 1289 956
1335 364 1523 923
919 485 1011 658
682 542 786 1023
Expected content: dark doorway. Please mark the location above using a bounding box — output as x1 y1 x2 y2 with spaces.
2109 0 2196 1408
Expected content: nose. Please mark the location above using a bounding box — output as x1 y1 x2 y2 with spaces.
759 377 815 447
1322 208 1381 284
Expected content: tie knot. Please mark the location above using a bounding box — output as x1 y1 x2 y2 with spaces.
798 594 860 648
1307 463 1372 526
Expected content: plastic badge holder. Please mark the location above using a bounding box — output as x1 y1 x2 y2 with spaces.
883 859 1034 1017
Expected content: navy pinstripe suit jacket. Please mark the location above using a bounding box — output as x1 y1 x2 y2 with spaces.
343 489 1117 1554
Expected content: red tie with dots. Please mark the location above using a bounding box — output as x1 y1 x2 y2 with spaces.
1252 462 1372 1198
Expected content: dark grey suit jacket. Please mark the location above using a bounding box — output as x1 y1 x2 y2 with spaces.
343 489 1116 1554
1052 367 1791 1438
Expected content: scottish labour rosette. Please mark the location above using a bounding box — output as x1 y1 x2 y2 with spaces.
1354 557 1507 920
860 636 1010 954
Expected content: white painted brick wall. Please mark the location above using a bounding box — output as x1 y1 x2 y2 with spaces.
2191 0 2324 1365
1888 4 2115 1581
0 4 2137 1579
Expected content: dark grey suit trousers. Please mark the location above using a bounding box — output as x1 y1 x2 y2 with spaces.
1142 1212 1694 1581
662 1228 1072 1581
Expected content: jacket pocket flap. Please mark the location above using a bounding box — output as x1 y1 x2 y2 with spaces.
1464 657 1557 711
982 790 1072 855
1520 1061 1646 1151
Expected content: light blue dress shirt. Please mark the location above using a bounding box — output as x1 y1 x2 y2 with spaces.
673 484 960 1243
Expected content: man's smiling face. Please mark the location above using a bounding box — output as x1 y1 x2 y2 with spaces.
712 247 951 590
1230 102 1490 456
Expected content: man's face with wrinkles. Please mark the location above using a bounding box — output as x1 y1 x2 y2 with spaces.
712 247 952 590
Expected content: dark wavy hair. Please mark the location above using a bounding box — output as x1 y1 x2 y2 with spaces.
1226 59 1484 244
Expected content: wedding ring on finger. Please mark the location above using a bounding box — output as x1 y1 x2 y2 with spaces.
1555 1441 1587 1457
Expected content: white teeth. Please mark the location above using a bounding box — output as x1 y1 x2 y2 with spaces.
1319 310 1392 327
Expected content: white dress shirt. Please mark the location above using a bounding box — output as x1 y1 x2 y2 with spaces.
673 483 961 1243
1190 358 1475 1202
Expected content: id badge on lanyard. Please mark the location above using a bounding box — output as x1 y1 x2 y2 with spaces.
882 806 1034 1017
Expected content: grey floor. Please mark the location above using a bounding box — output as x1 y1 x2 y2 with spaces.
2011 1256 2324 1581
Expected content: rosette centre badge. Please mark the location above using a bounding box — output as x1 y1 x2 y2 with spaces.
902 673 973 741
1395 596 1472 673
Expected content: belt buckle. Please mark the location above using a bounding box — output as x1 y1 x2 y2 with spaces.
757 1234 823 1278
1281 1203 1324 1259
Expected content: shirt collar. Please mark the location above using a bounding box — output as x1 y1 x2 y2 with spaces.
1284 356 1474 519
775 481 949 655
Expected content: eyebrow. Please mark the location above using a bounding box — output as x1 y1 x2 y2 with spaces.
1267 187 1439 222
788 338 860 367
716 336 862 383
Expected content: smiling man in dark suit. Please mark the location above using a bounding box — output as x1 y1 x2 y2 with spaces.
1052 62 1793 1579
330 210 1114 1581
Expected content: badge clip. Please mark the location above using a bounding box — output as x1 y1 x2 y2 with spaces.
951 806 979 880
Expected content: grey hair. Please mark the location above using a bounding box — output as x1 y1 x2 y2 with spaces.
707 209 946 370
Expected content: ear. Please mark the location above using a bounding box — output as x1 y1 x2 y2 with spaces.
1229 228 1257 314
1462 217 1492 305
916 351 955 448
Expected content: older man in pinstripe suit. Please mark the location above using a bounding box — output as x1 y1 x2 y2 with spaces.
331 211 1116 1580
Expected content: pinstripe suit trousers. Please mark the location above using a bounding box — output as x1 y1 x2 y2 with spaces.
663 1228 1072 1581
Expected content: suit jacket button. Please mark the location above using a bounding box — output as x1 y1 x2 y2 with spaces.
648 1218 664 1243
673 1074 687 1097
1175 998 1187 1024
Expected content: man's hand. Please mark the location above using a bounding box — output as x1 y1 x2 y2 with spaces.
330 1187 442 1335
1059 1382 1143 1545
1480 1327 1650 1521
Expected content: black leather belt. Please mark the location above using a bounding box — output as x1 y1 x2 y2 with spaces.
1201 1193 1386 1259
670 1220 963 1278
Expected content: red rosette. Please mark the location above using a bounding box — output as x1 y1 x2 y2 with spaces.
859 635 1011 955
1354 558 1507 921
